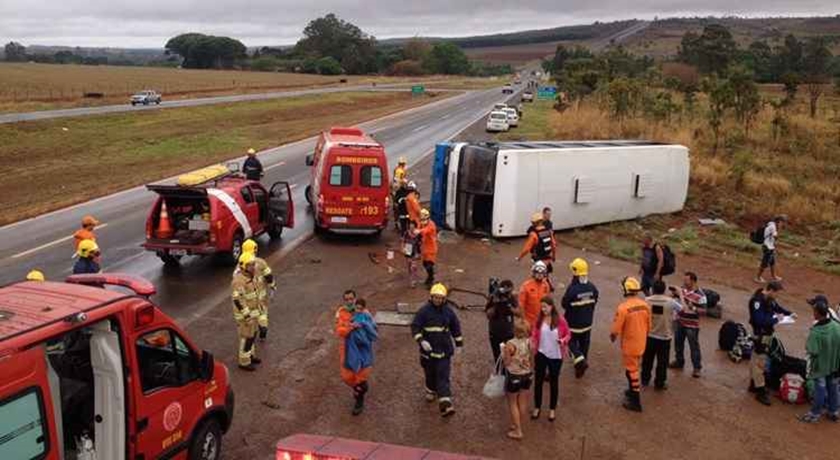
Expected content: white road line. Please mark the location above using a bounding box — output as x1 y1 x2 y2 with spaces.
440 114 451 120
412 124 428 132
11 223 109 259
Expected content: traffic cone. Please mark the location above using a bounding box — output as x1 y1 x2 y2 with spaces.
156 201 174 239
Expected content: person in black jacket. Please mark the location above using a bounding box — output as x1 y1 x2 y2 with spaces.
748 281 794 405
562 258 599 378
485 280 519 364
242 148 264 181
411 283 463 417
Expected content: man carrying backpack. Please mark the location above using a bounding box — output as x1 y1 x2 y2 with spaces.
754 215 787 284
748 281 794 406
799 296 840 423
639 235 671 296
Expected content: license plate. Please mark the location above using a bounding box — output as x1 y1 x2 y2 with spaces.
330 216 348 224
170 249 187 256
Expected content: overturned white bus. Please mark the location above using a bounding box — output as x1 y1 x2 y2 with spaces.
430 141 690 237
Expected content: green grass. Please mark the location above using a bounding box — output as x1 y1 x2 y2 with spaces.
497 98 555 141
607 237 639 262
0 91 448 225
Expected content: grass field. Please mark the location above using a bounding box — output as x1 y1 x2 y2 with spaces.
0 63 495 113
465 42 559 65
0 91 449 225
491 87 840 275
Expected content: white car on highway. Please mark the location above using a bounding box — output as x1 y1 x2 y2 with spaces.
486 111 510 132
522 91 534 102
501 107 519 127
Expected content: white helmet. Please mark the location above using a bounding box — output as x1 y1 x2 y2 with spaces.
532 261 548 275
406 181 417 191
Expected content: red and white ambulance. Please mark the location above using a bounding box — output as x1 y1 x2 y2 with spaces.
0 273 233 460
304 127 390 235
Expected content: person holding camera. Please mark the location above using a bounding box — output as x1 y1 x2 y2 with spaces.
485 279 519 364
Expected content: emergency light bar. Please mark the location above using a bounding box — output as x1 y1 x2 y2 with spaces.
65 273 157 297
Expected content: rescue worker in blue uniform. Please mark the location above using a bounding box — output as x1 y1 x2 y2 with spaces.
242 148 264 181
411 283 464 418
748 281 793 406
562 258 599 378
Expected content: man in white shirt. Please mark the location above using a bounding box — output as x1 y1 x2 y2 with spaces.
755 215 787 283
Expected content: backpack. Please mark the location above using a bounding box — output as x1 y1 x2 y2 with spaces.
730 332 753 363
750 223 767 245
657 244 676 276
778 374 808 404
703 289 722 318
765 337 807 391
718 321 741 351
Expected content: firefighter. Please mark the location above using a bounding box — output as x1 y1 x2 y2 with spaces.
335 290 377 416
73 239 101 275
518 261 552 329
242 148 264 181
414 209 438 288
26 270 45 281
231 253 262 371
394 181 411 235
411 283 463 418
610 277 651 412
517 212 556 290
393 157 408 190
241 239 275 341
73 215 99 250
561 258 599 378
405 181 422 227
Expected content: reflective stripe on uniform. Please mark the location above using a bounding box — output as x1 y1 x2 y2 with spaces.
570 326 592 333
430 352 446 358
424 326 448 332
454 336 464 343
570 299 595 307
413 333 423 341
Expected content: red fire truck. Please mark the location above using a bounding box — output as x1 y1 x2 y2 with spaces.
0 274 233 460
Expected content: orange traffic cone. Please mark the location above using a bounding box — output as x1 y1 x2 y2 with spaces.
156 201 174 239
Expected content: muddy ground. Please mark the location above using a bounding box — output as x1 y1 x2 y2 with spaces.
184 115 840 460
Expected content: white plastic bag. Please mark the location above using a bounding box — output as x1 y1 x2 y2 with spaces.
482 355 506 399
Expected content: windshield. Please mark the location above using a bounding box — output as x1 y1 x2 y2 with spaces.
490 113 507 120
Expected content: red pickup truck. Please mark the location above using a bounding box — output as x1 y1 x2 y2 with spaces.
143 168 294 265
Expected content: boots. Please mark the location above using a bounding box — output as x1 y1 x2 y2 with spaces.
622 391 642 412
258 326 268 342
352 382 368 416
574 360 589 379
439 399 455 417
755 387 772 406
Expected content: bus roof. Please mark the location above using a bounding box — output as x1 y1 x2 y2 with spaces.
0 281 129 344
490 140 677 150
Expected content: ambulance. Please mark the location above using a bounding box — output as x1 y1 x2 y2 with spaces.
143 164 294 265
304 127 390 235
0 273 233 460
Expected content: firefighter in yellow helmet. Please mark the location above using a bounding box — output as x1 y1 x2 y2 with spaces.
231 252 262 371
241 239 275 341
73 239 101 274
393 156 408 189
26 270 45 281
561 257 599 378
410 283 463 417
610 276 651 412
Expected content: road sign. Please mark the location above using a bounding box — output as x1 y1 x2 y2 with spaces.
537 86 557 100
411 85 425 96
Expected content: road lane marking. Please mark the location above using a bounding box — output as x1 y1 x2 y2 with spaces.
11 223 109 259
412 124 428 132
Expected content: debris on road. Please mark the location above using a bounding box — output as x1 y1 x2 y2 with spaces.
699 218 727 226
374 311 415 326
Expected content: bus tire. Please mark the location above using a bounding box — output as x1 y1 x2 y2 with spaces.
188 418 222 460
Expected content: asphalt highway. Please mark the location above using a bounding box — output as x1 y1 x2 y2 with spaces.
0 85 521 323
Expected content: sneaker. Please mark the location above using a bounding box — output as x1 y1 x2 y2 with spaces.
668 361 684 370
424 390 436 403
352 396 365 416
692 369 701 378
654 383 668 391
440 400 455 418
622 400 643 412
754 277 766 284
798 413 820 423
755 390 772 406
238 363 257 372
828 412 839 422
574 360 589 379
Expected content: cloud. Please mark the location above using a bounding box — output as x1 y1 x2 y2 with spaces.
0 0 836 48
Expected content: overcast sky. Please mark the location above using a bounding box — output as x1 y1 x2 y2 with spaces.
0 1 836 48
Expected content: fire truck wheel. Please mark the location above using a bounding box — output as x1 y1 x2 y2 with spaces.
158 252 182 266
225 232 244 266
188 418 222 460
304 185 312 206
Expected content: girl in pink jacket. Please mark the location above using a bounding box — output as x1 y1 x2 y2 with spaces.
530 296 571 422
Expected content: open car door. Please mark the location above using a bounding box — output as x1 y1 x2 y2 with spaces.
267 181 295 238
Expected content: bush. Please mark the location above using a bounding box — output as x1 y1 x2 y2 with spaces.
250 56 281 72
390 60 426 76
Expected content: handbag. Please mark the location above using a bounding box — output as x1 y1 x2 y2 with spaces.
482 355 506 399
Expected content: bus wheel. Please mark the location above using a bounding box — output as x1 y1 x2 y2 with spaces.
188 418 222 460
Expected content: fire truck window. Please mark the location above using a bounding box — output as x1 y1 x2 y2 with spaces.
361 166 383 187
240 187 254 204
0 387 48 459
136 330 198 393
329 165 352 186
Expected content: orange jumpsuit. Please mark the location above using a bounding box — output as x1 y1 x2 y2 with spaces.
610 297 651 395
518 278 551 329
406 193 421 226
417 220 438 263
335 306 372 387
73 228 96 250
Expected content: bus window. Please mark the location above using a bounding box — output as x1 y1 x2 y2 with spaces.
360 166 383 188
0 387 49 459
329 165 352 187
456 145 497 233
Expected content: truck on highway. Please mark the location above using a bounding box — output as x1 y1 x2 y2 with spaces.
430 141 689 237
0 273 233 460
304 127 390 235
130 90 162 106
143 165 294 265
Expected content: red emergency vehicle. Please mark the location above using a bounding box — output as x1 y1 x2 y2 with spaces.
143 165 294 265
0 273 233 460
304 127 390 235
276 434 493 459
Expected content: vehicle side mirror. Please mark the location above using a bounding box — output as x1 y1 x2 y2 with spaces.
199 350 215 381
305 154 314 166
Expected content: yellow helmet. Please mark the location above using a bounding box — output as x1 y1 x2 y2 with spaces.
398 156 407 164
238 252 256 268
26 270 45 282
530 212 543 224
569 258 589 277
621 277 642 296
430 283 448 297
420 209 430 220
247 148 256 155
242 239 258 254
77 239 100 258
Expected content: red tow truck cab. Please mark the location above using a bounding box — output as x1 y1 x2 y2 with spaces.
0 274 233 460
276 434 493 459
143 166 294 265
305 127 390 235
